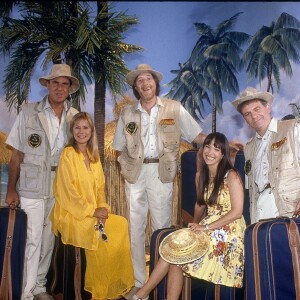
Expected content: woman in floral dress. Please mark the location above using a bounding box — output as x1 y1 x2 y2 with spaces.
132 132 246 300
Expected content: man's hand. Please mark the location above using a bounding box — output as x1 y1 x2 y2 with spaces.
294 200 300 217
6 189 20 209
229 140 245 151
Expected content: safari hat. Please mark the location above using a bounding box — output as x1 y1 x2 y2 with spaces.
126 64 163 86
232 87 273 109
39 64 80 94
159 228 209 264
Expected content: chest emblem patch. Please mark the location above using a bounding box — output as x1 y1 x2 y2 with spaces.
126 122 138 135
159 119 175 125
271 137 287 150
28 133 41 148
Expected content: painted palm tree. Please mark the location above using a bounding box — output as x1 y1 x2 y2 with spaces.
166 61 210 122
0 1 142 161
242 12 300 93
166 13 249 132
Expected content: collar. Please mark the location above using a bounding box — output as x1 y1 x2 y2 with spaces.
44 96 70 112
255 118 277 139
137 96 162 112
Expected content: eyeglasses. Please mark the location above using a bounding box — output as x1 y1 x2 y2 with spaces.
95 222 108 242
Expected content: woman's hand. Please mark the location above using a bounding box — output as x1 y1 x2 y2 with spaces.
188 222 207 232
93 207 108 224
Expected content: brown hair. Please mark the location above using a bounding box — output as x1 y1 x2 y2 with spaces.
132 73 161 100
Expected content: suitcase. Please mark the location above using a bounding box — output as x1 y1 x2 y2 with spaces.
244 217 300 300
48 235 91 300
0 207 27 300
149 227 244 300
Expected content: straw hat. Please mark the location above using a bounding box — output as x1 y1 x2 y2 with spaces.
159 228 209 264
126 64 163 86
39 64 80 94
232 87 273 109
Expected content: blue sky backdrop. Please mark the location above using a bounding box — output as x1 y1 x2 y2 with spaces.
1 2 300 143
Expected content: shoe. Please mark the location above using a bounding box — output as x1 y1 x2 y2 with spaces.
132 294 149 300
33 292 54 300
123 286 140 300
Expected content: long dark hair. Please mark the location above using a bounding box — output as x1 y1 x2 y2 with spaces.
196 132 237 206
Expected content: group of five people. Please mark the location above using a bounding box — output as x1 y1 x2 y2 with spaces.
5 63 300 300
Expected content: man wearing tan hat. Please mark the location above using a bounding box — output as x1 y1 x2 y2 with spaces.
232 86 300 223
113 64 244 290
5 64 79 300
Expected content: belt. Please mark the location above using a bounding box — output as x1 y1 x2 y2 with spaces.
258 183 271 194
51 166 57 172
143 158 159 164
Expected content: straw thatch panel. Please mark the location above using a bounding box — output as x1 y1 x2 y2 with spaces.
0 131 11 164
104 118 194 246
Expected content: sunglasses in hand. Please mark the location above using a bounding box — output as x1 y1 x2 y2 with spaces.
95 222 108 242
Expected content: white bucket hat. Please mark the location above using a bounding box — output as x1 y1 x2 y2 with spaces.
126 64 163 86
159 228 209 264
39 64 80 94
232 87 273 109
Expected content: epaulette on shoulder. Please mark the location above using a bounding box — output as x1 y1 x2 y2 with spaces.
246 136 255 145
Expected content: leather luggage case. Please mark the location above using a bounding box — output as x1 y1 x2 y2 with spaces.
149 227 244 300
244 217 300 300
48 235 91 300
0 207 27 300
149 227 207 300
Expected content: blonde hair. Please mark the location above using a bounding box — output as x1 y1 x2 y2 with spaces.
68 112 100 162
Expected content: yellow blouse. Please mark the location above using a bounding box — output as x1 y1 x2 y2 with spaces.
51 146 110 250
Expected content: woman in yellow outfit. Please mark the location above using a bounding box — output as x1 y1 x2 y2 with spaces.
51 112 134 299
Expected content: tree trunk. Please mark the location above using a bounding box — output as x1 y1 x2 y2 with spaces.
212 100 217 133
94 78 106 164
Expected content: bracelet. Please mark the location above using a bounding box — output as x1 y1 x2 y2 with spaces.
205 224 209 231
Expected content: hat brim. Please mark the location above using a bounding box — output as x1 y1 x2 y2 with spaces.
126 69 163 86
159 228 209 265
232 92 273 109
39 75 80 94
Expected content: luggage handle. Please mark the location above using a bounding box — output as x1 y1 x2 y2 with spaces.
0 208 16 300
288 219 300 299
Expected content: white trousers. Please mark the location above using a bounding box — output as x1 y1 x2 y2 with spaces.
125 163 173 287
20 172 55 300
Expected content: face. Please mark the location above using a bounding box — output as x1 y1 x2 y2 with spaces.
46 76 71 105
203 139 224 168
134 72 157 102
240 100 271 135
72 119 92 146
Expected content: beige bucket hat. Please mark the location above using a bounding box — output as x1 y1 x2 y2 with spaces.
126 64 163 86
232 87 274 109
39 64 80 94
159 228 209 264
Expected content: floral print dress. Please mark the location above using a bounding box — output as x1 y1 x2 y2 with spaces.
182 175 246 287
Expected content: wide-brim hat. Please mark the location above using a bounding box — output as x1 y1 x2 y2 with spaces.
126 64 163 86
39 64 80 94
232 87 273 109
159 228 209 264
